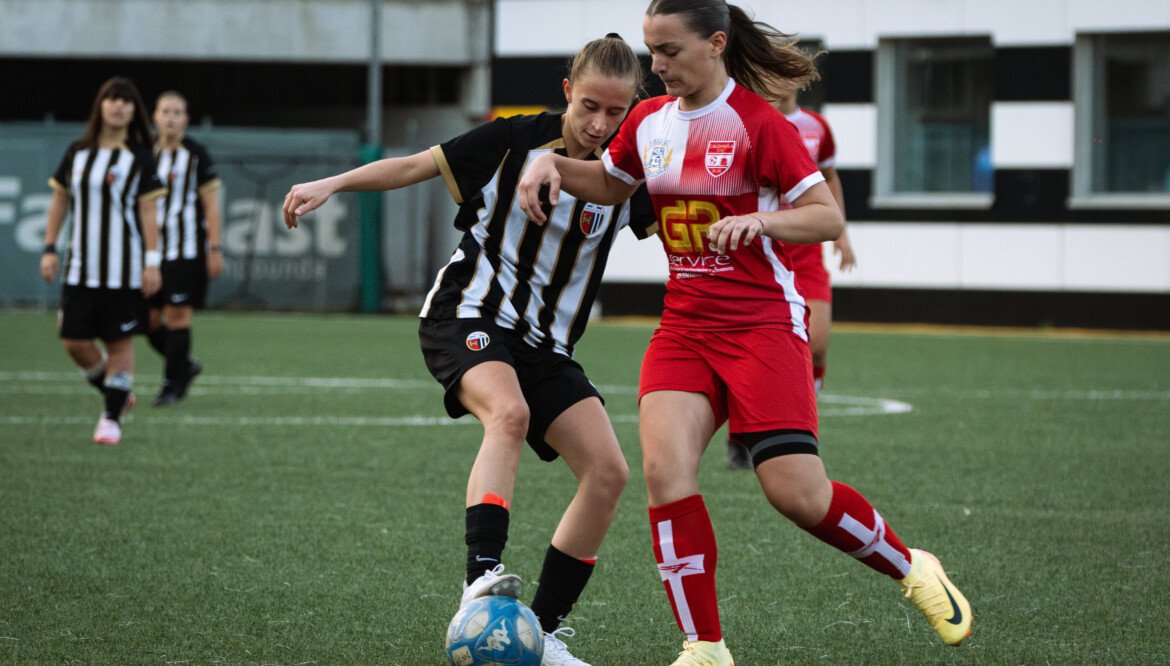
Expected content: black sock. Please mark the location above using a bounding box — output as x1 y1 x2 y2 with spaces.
165 328 191 388
465 503 510 585
147 325 169 357
103 386 131 422
530 545 595 634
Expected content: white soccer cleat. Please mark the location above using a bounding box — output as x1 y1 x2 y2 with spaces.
461 563 522 607
542 627 590 666
93 416 121 445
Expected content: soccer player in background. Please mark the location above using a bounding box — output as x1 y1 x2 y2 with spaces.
40 76 166 445
282 35 655 666
147 91 223 406
516 1 973 664
725 75 857 470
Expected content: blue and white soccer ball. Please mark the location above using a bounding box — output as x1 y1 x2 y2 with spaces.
444 595 543 666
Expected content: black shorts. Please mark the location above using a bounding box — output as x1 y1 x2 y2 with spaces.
59 285 148 342
418 317 603 462
147 258 207 309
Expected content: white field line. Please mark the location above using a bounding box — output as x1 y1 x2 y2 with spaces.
2 370 1164 428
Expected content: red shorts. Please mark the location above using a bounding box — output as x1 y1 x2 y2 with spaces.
639 326 818 437
785 243 831 303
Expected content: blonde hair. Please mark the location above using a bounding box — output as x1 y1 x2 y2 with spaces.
568 33 645 98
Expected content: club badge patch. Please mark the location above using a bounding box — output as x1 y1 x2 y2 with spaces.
803 133 822 155
465 331 490 351
580 203 606 236
705 140 735 177
643 139 673 178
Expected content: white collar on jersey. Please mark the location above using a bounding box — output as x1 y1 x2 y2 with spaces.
674 78 737 120
784 107 805 122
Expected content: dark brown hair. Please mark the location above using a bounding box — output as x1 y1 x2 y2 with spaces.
79 77 152 149
645 0 820 96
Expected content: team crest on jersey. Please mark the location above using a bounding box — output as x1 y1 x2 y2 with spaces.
465 331 490 351
580 203 607 236
106 168 119 185
803 133 822 155
169 169 179 183
705 141 735 177
643 139 673 178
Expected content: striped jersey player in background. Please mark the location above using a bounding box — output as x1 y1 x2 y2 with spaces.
40 76 166 445
282 35 655 666
147 91 223 406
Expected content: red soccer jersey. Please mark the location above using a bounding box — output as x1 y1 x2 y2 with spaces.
781 106 837 301
785 106 836 170
603 80 824 335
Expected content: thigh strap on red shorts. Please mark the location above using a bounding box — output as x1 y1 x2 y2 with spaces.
732 428 819 467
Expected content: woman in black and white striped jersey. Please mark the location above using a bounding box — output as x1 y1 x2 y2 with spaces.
147 90 224 406
40 76 167 445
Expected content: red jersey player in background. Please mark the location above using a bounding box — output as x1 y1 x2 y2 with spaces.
726 76 857 469
517 1 972 664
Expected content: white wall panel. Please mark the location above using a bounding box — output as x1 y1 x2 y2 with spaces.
991 103 1075 168
965 0 1070 45
821 104 878 169
958 225 1064 289
1063 226 1170 292
1068 1 1170 34
605 230 668 282
603 223 1170 293
828 223 964 287
496 0 648 56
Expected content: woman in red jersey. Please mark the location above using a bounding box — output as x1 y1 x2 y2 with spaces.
517 2 972 664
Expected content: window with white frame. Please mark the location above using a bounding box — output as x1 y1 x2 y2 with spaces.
1074 32 1170 201
876 37 994 205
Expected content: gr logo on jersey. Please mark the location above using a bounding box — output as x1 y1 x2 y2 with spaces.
705 141 735 177
580 202 607 236
643 138 673 178
465 331 490 351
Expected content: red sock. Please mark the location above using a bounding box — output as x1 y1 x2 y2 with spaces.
804 481 912 579
649 495 722 642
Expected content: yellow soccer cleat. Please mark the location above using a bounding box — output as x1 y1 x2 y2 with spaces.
670 639 734 666
899 549 972 646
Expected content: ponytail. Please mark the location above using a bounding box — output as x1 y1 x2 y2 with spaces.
646 0 820 97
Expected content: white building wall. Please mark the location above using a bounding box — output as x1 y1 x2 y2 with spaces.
495 0 1170 53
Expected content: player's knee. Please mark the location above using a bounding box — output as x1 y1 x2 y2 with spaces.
484 399 530 442
591 453 629 499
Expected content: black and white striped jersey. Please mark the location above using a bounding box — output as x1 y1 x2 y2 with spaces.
154 137 221 262
50 141 166 289
425 112 656 357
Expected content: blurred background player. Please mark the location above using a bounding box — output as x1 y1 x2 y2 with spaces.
147 90 223 406
282 35 655 666
40 76 166 445
517 1 973 664
726 75 857 469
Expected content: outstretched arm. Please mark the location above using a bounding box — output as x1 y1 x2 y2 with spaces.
515 153 638 225
706 181 844 255
282 149 440 228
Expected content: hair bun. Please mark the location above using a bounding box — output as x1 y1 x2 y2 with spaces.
605 32 622 39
